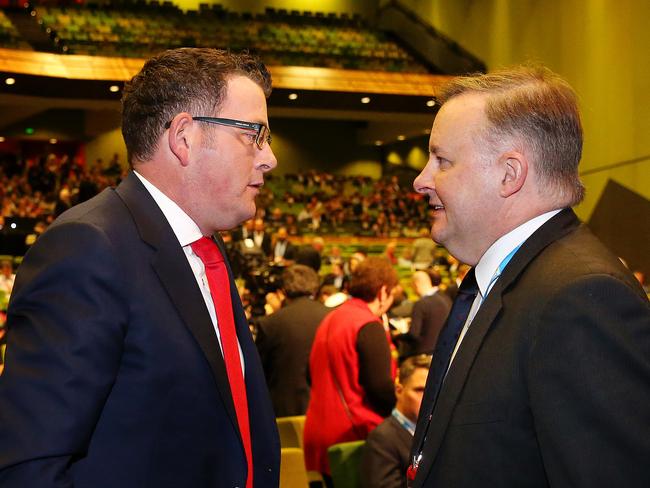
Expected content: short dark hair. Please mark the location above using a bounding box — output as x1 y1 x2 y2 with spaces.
281 264 320 299
439 65 584 206
121 48 272 165
348 257 398 302
398 354 432 385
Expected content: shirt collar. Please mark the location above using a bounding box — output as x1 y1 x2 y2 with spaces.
423 286 439 297
134 171 204 247
392 408 416 436
474 209 562 298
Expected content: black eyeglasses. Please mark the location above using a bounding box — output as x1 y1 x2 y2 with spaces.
164 116 271 150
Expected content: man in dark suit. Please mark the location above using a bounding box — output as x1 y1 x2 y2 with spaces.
271 226 297 265
252 218 273 258
0 48 280 487
409 65 650 486
361 355 431 488
256 264 329 417
408 270 452 355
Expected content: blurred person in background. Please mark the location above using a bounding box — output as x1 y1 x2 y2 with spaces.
304 257 399 484
256 264 329 417
361 355 432 488
408 270 452 355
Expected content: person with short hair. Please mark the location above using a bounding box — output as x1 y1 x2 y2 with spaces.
361 355 432 488
271 226 297 264
408 270 452 355
304 257 399 481
0 48 279 487
409 65 650 486
256 264 330 417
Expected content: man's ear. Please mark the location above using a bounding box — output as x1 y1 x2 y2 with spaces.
498 150 528 198
167 113 194 167
378 284 389 304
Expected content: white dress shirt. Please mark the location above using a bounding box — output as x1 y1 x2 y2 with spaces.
134 171 244 369
448 209 562 366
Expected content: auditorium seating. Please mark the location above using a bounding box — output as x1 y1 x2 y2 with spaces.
0 9 31 50
3 2 429 72
276 415 325 487
327 440 365 488
280 447 310 488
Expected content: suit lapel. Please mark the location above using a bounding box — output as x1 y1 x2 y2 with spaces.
414 208 581 484
115 172 239 432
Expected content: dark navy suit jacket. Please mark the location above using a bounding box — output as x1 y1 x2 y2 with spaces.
410 209 650 487
0 172 280 487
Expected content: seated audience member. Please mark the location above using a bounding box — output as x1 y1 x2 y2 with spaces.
252 218 272 257
256 265 329 417
304 257 398 483
408 270 452 355
361 355 432 488
325 245 343 266
271 226 297 264
268 206 284 227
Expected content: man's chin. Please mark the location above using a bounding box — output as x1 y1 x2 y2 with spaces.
430 227 448 247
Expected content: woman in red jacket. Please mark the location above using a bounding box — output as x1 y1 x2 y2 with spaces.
304 257 399 481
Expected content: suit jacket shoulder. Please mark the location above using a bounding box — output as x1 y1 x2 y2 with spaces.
361 416 412 488
412 209 650 487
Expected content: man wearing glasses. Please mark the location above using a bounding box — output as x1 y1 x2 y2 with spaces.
0 48 279 487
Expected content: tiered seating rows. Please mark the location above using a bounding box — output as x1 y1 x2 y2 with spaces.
30 4 427 72
0 9 31 50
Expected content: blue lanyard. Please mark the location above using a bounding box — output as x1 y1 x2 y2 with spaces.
391 408 416 436
482 243 522 301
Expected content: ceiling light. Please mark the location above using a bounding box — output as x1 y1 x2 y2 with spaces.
49 138 58 144
0 137 5 142
109 85 120 93
5 77 15 85
397 135 405 141
375 140 383 146
288 93 298 100
426 99 436 107
361 97 371 104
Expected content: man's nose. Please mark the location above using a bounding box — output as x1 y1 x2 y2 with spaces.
260 145 278 172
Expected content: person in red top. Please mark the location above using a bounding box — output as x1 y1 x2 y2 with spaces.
304 257 399 483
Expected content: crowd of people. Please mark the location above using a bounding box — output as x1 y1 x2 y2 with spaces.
1 153 433 240
0 152 125 221
259 171 433 238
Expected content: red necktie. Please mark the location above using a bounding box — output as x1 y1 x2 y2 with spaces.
191 237 253 488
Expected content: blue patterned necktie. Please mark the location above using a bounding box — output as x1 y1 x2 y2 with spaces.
427 268 479 407
408 268 479 481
